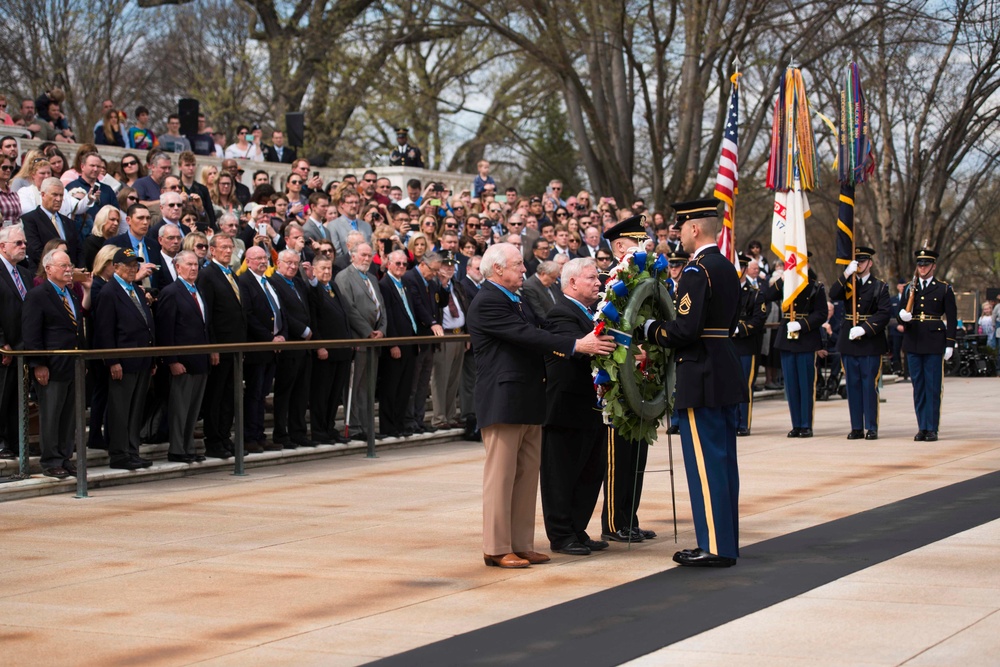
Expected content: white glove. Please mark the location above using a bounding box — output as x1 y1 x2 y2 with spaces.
733 326 740 336
843 260 858 278
944 347 953 361
899 310 912 322
769 269 783 286
849 326 865 340
787 321 802 333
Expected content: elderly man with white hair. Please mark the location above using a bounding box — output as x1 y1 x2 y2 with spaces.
22 249 91 478
468 243 615 569
151 189 187 241
21 177 83 270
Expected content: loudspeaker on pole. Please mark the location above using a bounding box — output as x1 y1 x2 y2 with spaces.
178 98 199 137
286 112 304 148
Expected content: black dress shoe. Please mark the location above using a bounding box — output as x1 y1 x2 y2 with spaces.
555 542 591 556
109 460 142 471
798 428 813 438
847 429 864 440
332 433 350 444
787 428 801 438
637 528 657 539
138 457 153 468
602 528 644 543
192 454 206 462
913 431 926 441
290 436 314 448
374 432 387 441
737 428 750 437
204 446 233 459
0 448 17 459
667 424 680 435
167 453 194 463
672 547 736 568
584 539 609 551
350 432 368 442
865 430 878 440
924 431 938 442
62 463 77 477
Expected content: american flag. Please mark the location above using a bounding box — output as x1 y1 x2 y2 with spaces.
715 74 740 269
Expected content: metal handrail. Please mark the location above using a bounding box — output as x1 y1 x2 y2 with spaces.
6 334 471 497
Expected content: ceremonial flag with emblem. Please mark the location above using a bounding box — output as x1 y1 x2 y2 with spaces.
771 173 811 311
715 72 740 270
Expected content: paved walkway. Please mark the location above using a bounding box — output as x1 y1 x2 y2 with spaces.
1 377 997 666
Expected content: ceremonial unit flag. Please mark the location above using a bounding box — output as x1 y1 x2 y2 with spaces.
715 73 740 269
771 173 811 312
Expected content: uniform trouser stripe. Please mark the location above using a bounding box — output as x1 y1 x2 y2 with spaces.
686 409 717 555
605 426 615 532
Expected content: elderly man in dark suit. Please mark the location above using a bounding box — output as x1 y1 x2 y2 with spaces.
521 260 561 322
403 251 446 433
197 233 248 459
309 255 353 444
334 241 387 440
468 243 614 569
240 244 287 452
458 254 483 441
269 249 314 448
540 258 610 556
22 249 90 478
0 224 33 459
378 249 418 437
94 248 156 470
156 250 213 463
21 177 82 270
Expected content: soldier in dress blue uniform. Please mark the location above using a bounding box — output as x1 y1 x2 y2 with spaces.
828 246 892 440
733 253 769 436
598 215 658 544
641 198 745 568
665 249 688 435
897 248 956 442
388 127 425 168
762 255 827 437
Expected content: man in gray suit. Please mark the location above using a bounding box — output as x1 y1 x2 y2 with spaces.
300 192 331 245
333 242 387 440
521 260 561 322
327 187 371 257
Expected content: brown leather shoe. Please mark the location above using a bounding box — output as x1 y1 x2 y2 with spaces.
514 550 551 564
483 553 530 568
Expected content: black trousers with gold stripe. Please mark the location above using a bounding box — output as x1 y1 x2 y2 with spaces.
601 427 648 535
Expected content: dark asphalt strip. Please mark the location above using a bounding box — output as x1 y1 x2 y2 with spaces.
368 469 1000 666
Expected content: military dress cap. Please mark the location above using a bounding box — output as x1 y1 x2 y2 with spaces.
395 127 409 135
915 248 939 262
737 252 751 265
113 247 140 264
440 249 457 266
668 249 691 264
855 246 876 261
670 197 720 229
604 214 648 243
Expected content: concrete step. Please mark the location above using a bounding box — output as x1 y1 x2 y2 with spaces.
0 428 471 502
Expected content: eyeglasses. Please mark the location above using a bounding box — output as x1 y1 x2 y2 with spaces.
363 178 377 183
122 160 137 167
596 256 612 261
555 212 568 217
489 209 501 214
390 261 406 266
445 223 458 228
0 165 13 172
318 249 332 256
195 243 208 250
164 202 183 207
2 240 26 246
508 222 523 227
465 223 479 229
288 180 301 185
126 195 138 202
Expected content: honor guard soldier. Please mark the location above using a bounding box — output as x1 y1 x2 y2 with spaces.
640 198 745 568
898 248 957 441
828 246 892 440
762 254 827 437
665 249 688 435
388 127 425 168
599 214 657 544
733 253 769 436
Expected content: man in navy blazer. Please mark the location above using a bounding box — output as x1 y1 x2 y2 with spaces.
468 243 614 569
94 248 155 470
106 204 163 289
22 249 90 478
155 250 213 463
239 245 288 451
378 249 418 437
21 178 83 271
197 234 247 458
0 224 33 459
402 253 445 433
268 249 314 448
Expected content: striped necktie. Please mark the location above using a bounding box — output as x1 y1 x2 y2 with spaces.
61 290 76 327
11 267 26 300
221 266 240 302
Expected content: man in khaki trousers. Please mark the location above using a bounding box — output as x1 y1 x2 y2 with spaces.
467 243 614 569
